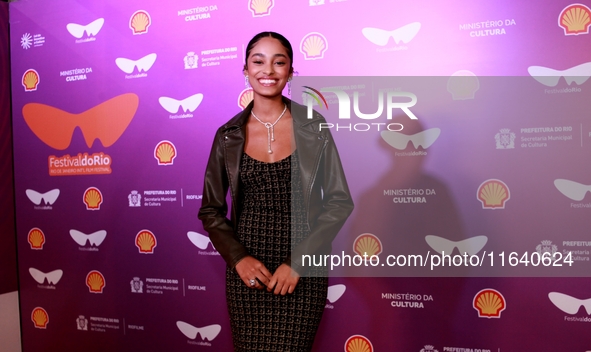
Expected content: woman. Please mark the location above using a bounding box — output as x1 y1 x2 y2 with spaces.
198 31 353 351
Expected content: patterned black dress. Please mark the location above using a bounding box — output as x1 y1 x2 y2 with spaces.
226 151 328 352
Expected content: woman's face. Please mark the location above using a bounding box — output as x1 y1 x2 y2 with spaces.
244 37 293 99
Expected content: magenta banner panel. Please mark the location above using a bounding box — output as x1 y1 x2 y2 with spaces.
9 0 591 351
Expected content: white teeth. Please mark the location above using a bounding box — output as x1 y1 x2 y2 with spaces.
259 79 276 84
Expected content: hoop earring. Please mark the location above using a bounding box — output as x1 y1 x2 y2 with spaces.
245 75 250 88
287 78 292 95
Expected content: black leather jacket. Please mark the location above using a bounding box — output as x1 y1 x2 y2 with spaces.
198 97 354 274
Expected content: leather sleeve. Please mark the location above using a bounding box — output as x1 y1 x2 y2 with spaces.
286 125 354 275
198 128 249 269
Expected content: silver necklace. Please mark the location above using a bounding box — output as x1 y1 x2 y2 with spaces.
251 104 288 154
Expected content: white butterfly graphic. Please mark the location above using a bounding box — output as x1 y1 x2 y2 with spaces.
548 292 591 315
527 62 591 87
554 179 591 201
425 235 488 255
115 53 157 74
29 268 63 285
69 229 107 246
187 231 213 250
66 18 104 38
159 94 204 113
327 284 346 303
362 22 421 46
381 128 441 150
26 189 60 205
176 321 221 341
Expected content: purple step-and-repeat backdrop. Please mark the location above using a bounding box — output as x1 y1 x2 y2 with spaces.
9 0 591 351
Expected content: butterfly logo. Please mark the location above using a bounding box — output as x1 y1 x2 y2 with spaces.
362 22 421 46
327 284 346 303
22 93 139 150
26 189 60 205
380 128 441 150
176 321 221 341
69 229 107 246
159 94 204 113
548 292 591 315
115 53 157 74
527 62 591 87
29 268 63 285
425 235 488 255
66 18 104 38
554 179 591 201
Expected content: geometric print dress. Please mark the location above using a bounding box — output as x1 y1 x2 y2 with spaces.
225 151 328 351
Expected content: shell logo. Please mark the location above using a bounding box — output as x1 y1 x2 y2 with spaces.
353 233 382 259
473 288 506 318
31 307 49 329
130 10 151 34
559 4 591 35
300 32 328 60
344 335 373 352
477 179 510 209
248 0 274 17
154 140 177 165
28 227 45 250
83 187 103 210
136 230 157 254
238 88 254 110
86 270 106 293
22 69 39 91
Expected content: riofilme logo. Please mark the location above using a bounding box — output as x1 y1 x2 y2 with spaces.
29 268 63 285
473 288 506 318
66 18 104 40
558 4 591 35
248 0 274 17
238 88 253 110
130 10 151 34
176 321 222 341
477 179 510 209
155 141 177 165
353 233 383 259
83 187 103 210
136 230 157 254
22 69 39 91
28 228 45 249
362 23 421 46
344 335 373 352
381 128 441 150
32 307 49 329
22 93 139 176
86 270 105 293
300 32 328 60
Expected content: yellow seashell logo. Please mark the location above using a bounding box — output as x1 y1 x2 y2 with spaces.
130 10 151 34
473 288 506 318
353 233 382 261
344 335 373 352
300 32 328 60
86 270 105 293
28 227 45 250
477 179 510 209
83 187 103 210
136 230 157 254
155 140 177 165
22 69 40 91
238 88 254 110
249 0 274 17
559 4 591 35
31 307 49 329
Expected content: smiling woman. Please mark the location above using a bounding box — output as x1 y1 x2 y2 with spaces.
198 32 354 351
